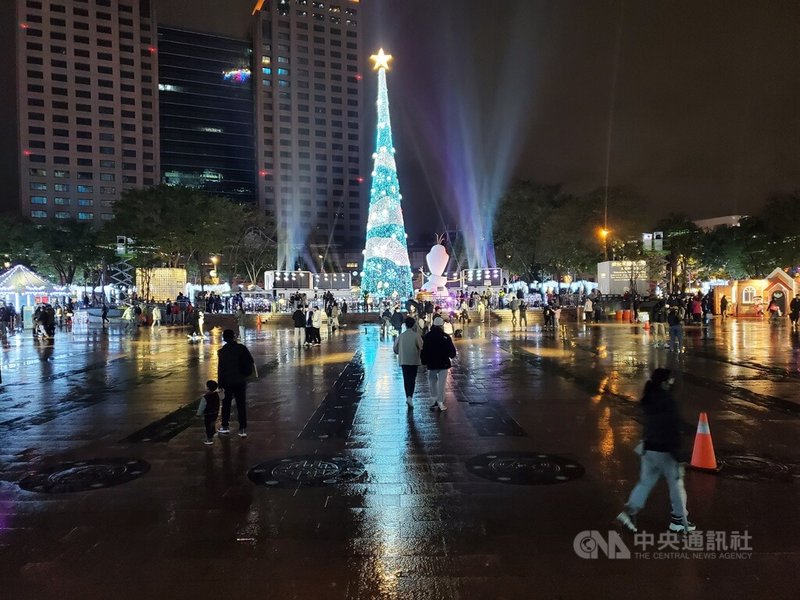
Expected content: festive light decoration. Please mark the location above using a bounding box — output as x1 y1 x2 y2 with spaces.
223 68 251 83
361 49 413 301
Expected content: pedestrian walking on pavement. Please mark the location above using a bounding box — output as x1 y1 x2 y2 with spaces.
311 307 323 344
616 368 696 534
151 305 161 328
790 294 800 330
196 379 222 445
236 306 247 341
421 316 457 412
394 316 423 409
217 329 255 437
666 305 684 352
509 296 519 326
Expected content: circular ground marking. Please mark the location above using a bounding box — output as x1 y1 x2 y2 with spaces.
248 455 366 488
18 458 150 494
466 452 585 485
716 454 797 483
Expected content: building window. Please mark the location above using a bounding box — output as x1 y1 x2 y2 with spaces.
55 211 70 219
30 196 47 204
54 197 70 205
77 185 93 193
31 210 47 218
742 286 757 304
77 212 93 220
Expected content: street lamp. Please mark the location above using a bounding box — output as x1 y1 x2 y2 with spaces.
599 228 610 262
317 254 324 273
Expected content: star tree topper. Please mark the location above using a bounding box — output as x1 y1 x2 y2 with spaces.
370 48 393 71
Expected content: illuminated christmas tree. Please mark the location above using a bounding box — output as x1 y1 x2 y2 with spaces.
361 48 413 302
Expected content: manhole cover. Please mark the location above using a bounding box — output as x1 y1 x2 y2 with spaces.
19 458 150 493
466 452 584 485
248 455 366 488
716 454 797 483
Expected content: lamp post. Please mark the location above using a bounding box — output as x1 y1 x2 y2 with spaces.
599 228 610 262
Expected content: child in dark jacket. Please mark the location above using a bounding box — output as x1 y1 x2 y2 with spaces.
197 380 222 445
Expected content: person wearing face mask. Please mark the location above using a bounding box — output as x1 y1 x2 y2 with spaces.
616 368 696 533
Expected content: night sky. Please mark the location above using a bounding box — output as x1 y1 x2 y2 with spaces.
158 0 800 242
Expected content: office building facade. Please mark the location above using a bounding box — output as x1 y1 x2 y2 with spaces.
157 27 257 204
1 0 159 222
252 0 365 259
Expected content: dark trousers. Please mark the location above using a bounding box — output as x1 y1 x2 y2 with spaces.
305 326 313 343
221 383 247 430
401 365 419 398
203 413 218 439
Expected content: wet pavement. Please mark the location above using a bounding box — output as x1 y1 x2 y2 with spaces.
0 318 798 599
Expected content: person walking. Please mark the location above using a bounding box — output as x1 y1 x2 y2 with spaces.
789 294 800 330
217 329 255 437
421 316 457 412
196 380 222 445
509 296 519 326
518 300 528 328
151 304 161 328
101 303 110 328
616 368 695 533
236 306 247 341
330 302 341 332
394 316 423 409
292 305 306 345
720 295 729 320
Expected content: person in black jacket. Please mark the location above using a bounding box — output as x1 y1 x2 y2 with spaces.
292 306 306 346
421 316 457 411
217 329 255 437
616 368 696 533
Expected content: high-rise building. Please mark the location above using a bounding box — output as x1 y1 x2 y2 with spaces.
252 0 365 269
0 0 159 222
157 27 257 204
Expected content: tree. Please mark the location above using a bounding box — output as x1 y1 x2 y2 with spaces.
110 186 248 281
225 212 278 285
758 192 800 269
654 214 704 292
0 218 112 285
493 180 561 280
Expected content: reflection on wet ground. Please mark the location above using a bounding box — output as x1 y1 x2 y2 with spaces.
0 318 798 599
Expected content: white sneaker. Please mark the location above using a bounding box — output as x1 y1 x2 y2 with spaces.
436 402 447 412
616 511 638 533
669 519 697 532
406 397 413 408
218 428 230 434
238 430 247 438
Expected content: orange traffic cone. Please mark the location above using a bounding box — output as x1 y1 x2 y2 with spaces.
690 412 718 471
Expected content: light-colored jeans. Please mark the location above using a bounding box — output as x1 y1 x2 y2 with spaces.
653 322 666 345
625 450 688 520
428 368 448 406
294 326 304 345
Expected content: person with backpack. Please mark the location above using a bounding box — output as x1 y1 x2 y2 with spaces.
421 316 457 412
616 368 695 533
217 329 255 437
666 304 684 353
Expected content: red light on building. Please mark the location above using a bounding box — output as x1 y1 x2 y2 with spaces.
20 23 28 29
259 169 268 177
356 176 364 184
23 150 31 156
355 73 362 81
148 46 156 53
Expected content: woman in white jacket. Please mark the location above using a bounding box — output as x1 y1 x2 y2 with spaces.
393 316 423 408
311 307 323 344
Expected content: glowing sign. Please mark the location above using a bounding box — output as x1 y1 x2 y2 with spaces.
223 68 251 83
